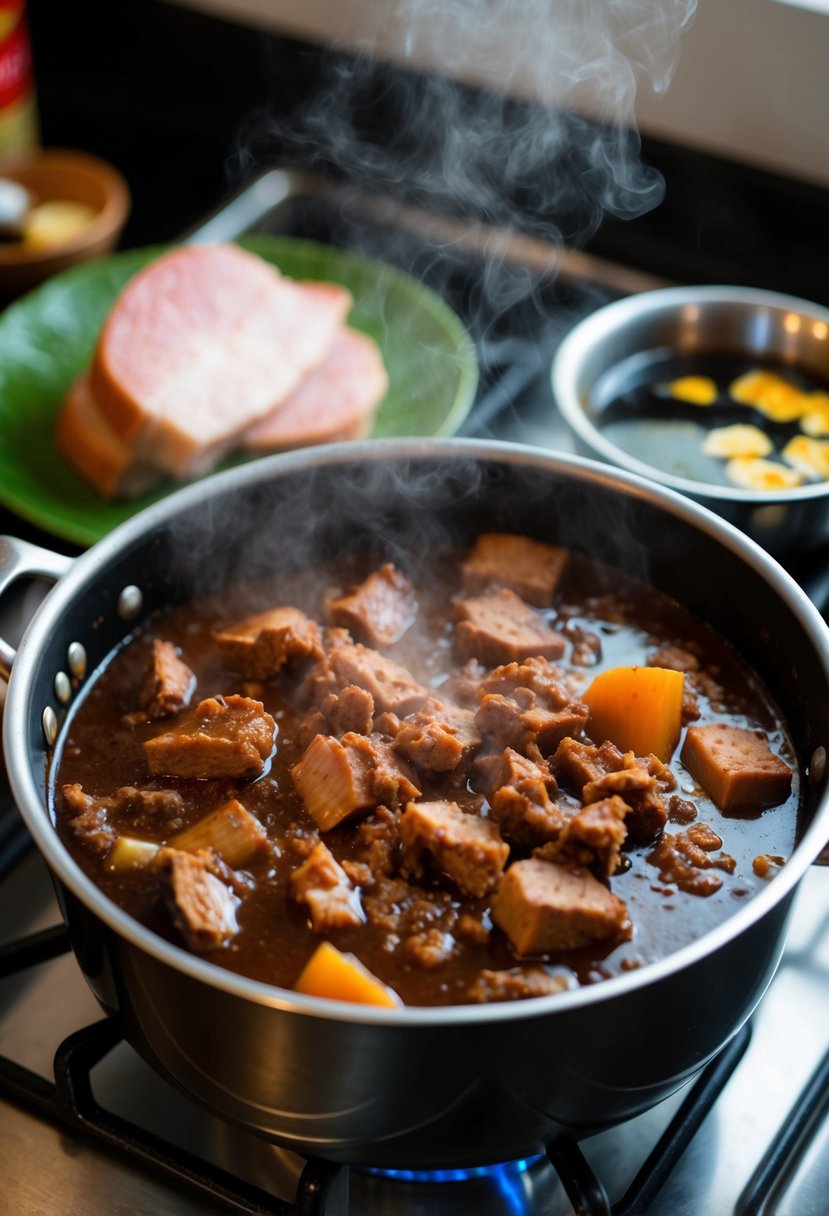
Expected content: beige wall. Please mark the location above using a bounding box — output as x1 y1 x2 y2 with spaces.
170 0 829 189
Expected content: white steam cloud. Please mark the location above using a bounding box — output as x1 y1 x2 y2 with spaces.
240 0 698 247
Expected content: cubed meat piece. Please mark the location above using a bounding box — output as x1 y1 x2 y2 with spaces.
329 639 428 716
536 796 629 876
144 695 275 780
681 724 793 812
582 761 668 843
475 659 589 756
400 799 509 898
393 696 482 772
297 683 375 747
215 606 321 679
466 966 573 1002
123 639 196 725
461 533 569 607
153 847 240 950
487 748 565 847
491 859 628 954
454 589 567 665
648 645 700 674
327 563 417 646
291 840 365 931
61 783 186 853
354 806 401 878
551 737 626 795
292 731 420 831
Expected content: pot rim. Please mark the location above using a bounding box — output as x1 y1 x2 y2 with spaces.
6 437 829 1026
552 283 829 505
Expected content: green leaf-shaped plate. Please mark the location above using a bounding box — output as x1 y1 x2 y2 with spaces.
0 234 478 547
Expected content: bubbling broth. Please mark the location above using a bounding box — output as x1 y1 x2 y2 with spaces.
591 351 829 490
50 534 799 1007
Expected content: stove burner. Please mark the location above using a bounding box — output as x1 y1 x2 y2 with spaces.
359 1157 540 1184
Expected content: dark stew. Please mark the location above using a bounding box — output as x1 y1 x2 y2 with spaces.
51 533 799 1007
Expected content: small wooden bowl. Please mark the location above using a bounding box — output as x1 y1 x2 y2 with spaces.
0 148 130 296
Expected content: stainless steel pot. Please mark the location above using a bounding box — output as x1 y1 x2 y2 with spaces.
3 439 829 1170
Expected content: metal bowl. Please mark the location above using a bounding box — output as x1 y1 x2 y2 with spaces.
551 285 829 555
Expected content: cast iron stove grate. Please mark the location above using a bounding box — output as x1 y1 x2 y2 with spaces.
6 919 816 1216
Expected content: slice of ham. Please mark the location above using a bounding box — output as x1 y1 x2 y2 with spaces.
87 244 353 476
56 372 161 499
243 326 388 452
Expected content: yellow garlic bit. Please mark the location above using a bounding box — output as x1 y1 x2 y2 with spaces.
725 457 805 490
729 369 807 422
781 434 829 480
800 391 829 437
662 375 718 405
702 423 772 459
23 200 98 251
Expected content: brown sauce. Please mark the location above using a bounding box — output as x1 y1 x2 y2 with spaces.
50 544 800 1007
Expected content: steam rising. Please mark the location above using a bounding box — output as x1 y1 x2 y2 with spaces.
239 0 698 248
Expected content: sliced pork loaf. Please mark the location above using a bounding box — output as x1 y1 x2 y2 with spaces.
86 244 352 476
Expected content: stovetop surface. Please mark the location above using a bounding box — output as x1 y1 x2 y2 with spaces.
1 172 828 1215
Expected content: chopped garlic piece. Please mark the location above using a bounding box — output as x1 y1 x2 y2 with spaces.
23 200 98 251
702 424 772 459
725 457 805 491
800 391 829 437
781 434 829 480
661 375 718 406
729 370 807 422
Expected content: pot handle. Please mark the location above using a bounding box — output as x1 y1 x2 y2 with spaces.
0 536 73 679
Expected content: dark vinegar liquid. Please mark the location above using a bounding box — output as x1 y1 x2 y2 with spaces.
589 350 829 488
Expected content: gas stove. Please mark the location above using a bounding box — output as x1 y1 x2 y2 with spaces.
0 171 827 1215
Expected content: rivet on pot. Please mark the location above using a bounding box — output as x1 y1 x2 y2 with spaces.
117 585 143 621
54 671 71 704
42 706 57 747
67 642 87 679
810 746 826 784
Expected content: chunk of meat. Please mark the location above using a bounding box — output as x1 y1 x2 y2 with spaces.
454 589 567 665
535 796 629 877
123 639 195 725
438 658 489 709
402 927 456 970
292 732 420 831
466 966 573 1002
291 840 365 931
681 724 793 812
327 563 417 647
61 783 186 853
647 830 736 896
399 799 509 898
461 533 569 607
554 738 673 842
475 659 589 756
297 684 375 747
393 696 481 772
144 695 275 780
153 847 240 950
353 806 401 879
328 638 428 717
491 859 628 954
551 737 626 794
582 761 669 843
215 606 321 680
486 748 565 847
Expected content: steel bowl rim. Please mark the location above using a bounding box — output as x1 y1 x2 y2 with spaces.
5 437 829 1026
552 283 829 504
